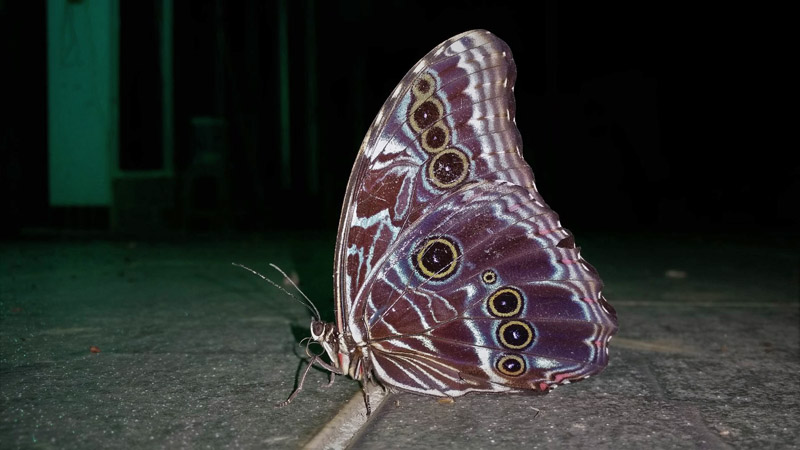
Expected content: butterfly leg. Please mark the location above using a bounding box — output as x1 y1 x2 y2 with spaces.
276 355 344 407
276 356 317 408
363 388 372 416
359 354 374 416
275 356 344 408
325 371 336 388
316 359 341 388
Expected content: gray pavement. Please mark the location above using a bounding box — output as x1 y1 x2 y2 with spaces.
1 232 798 449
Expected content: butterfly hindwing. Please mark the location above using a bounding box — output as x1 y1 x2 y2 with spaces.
358 181 615 395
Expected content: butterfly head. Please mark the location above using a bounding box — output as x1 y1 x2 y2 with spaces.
309 319 343 369
309 319 333 343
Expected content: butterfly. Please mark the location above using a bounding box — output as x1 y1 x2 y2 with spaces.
281 29 618 414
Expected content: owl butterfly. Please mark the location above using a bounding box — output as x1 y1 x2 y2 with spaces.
282 29 618 414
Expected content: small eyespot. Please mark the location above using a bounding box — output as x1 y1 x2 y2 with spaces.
481 270 497 284
497 320 534 350
496 354 526 377
421 124 449 152
487 287 523 318
412 73 436 97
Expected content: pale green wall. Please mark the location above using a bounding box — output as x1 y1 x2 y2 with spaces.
47 0 118 206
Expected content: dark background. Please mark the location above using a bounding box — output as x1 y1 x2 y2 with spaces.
2 1 796 237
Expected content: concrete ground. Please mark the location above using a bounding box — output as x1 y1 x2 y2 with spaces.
1 232 798 449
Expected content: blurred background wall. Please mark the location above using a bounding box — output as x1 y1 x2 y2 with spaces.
1 0 796 237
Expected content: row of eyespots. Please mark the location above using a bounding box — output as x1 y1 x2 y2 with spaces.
481 274 535 377
413 250 534 378
494 324 533 377
407 73 469 189
409 75 445 139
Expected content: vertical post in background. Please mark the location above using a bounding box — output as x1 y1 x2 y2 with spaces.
47 0 118 208
305 0 318 195
161 0 174 175
112 0 177 232
277 0 291 189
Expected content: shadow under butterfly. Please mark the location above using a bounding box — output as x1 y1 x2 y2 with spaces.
279 29 618 415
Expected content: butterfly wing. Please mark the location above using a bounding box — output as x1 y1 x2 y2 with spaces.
334 29 538 330
361 181 616 395
334 30 617 396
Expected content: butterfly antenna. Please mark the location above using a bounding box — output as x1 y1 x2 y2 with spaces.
232 263 320 321
267 263 321 321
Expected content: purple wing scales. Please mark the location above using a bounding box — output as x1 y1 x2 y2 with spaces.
357 181 615 395
326 30 617 400
335 30 539 330
372 318 609 393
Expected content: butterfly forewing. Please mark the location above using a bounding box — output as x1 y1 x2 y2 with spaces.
332 29 617 398
335 30 538 324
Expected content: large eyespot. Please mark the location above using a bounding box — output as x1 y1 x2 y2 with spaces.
496 354 526 377
421 123 449 152
481 270 497 285
428 148 469 188
413 237 460 280
487 287 523 318
497 320 534 350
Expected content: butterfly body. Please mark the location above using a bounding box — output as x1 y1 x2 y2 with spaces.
295 29 617 408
